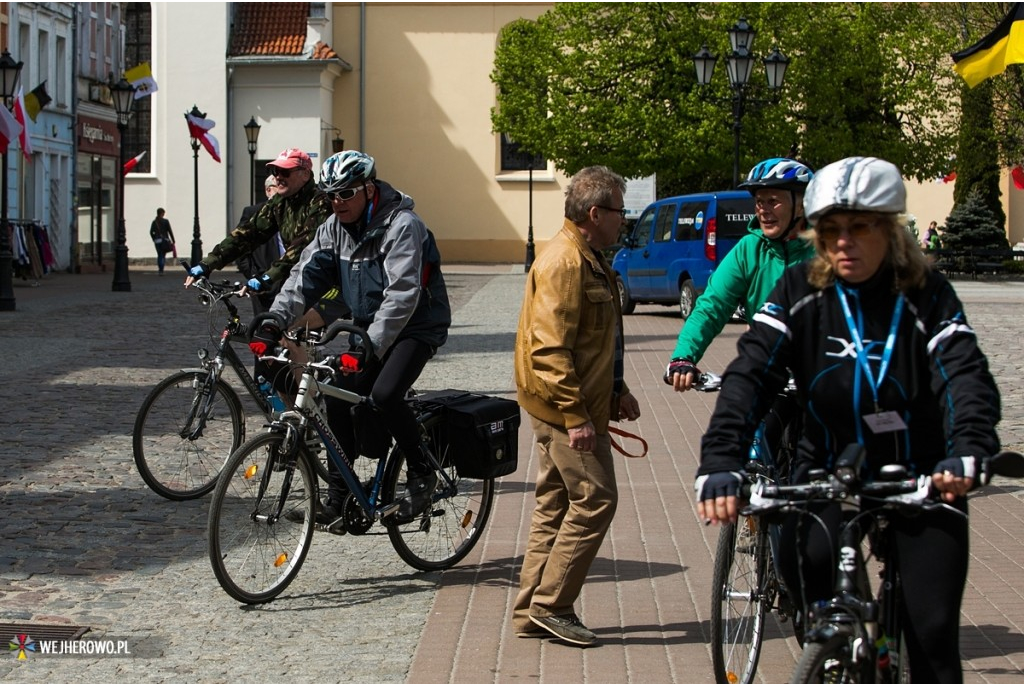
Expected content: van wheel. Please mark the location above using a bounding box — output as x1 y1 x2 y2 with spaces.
617 275 636 315
679 279 696 319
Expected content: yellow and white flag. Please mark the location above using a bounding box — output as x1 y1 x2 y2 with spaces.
125 62 158 99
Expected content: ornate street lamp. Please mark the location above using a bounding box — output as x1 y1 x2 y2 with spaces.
110 75 136 292
187 105 206 267
0 50 23 311
693 18 790 186
243 116 261 205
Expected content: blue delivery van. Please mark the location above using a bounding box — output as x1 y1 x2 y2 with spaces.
612 190 755 318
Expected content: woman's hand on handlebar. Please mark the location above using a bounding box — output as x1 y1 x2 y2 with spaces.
665 358 700 392
931 456 976 503
694 471 744 525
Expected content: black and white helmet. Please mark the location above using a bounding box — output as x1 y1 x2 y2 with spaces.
804 156 906 224
319 150 376 194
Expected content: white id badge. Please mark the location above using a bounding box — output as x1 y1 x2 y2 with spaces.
863 411 907 434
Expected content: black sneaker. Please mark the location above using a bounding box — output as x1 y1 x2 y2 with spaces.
394 470 438 523
529 614 596 646
315 497 344 527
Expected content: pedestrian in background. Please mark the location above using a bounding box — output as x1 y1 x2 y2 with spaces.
236 174 283 316
511 165 641 647
149 208 176 275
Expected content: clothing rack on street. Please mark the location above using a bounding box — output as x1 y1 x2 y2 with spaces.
7 220 56 280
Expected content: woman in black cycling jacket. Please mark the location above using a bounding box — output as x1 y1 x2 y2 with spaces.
695 157 1000 682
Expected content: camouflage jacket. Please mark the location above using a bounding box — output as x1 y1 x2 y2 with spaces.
200 180 332 285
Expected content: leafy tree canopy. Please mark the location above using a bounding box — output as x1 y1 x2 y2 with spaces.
492 2 960 195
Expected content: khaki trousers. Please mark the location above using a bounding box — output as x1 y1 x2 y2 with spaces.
512 415 618 632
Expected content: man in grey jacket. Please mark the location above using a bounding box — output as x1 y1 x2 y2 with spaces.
257 150 451 527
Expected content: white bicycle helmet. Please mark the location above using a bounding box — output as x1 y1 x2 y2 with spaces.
804 156 906 224
319 150 376 194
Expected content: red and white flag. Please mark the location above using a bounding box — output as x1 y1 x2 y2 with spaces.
12 86 31 160
185 111 221 163
0 101 22 154
123 150 147 175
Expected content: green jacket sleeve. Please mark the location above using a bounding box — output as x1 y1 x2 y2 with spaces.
670 236 754 362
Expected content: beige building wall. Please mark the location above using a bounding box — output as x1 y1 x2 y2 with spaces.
906 171 1023 246
331 2 567 263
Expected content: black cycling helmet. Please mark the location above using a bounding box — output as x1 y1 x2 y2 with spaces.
738 157 814 194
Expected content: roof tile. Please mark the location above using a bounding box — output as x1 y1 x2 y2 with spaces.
229 2 340 59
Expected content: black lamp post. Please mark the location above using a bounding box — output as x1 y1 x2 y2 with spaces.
243 116 260 205
504 134 544 273
110 75 136 292
693 17 789 187
0 50 23 311
187 105 205 267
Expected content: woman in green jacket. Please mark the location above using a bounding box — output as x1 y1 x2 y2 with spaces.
666 158 815 390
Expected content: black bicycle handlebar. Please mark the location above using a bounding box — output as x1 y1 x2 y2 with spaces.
286 319 376 360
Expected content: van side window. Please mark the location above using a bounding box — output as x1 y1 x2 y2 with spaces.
633 210 656 247
716 197 757 239
654 203 679 243
676 201 708 242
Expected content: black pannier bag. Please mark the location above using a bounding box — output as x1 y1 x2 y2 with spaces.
416 390 521 478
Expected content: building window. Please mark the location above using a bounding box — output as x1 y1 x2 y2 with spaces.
500 135 545 172
123 2 151 174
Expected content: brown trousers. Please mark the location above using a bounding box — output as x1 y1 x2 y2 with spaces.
512 415 618 632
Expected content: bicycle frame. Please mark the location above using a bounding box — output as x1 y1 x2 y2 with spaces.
269 349 451 523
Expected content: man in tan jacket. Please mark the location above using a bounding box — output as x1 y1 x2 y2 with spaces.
511 165 641 646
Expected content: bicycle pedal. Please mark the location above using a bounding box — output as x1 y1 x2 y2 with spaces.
314 521 347 536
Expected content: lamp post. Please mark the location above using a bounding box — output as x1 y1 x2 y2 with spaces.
110 76 136 292
693 17 789 186
243 116 260 205
0 50 22 311
187 105 205 267
504 134 544 273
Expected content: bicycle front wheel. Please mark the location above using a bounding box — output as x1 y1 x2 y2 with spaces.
133 370 245 500
711 515 769 684
385 415 495 571
208 431 317 604
792 633 868 683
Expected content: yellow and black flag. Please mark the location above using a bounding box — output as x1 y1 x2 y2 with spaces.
952 3 1024 88
23 81 51 122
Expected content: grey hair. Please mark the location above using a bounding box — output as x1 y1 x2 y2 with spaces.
264 174 276 188
564 166 627 223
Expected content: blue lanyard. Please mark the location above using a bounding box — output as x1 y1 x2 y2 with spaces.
836 283 903 440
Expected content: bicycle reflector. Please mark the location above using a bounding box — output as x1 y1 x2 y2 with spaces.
245 464 259 480
274 553 288 568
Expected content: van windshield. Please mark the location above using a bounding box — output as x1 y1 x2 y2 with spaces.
717 197 756 239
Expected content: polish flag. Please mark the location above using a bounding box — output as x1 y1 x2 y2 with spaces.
123 150 147 175
185 111 221 163
0 101 22 154
12 87 31 160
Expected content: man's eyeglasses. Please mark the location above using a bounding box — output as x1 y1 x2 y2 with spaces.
597 205 627 218
328 185 366 202
270 167 293 179
817 219 879 243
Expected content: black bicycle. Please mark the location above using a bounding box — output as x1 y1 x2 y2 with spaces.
206 320 512 604
740 444 1024 683
132 271 328 500
693 372 801 684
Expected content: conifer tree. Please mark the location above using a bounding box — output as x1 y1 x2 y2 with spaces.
942 189 1008 250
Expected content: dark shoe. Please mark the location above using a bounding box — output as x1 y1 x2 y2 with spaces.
394 470 438 523
529 614 596 646
315 497 344 527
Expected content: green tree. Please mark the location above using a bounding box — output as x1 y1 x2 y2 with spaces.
952 80 1006 231
942 189 1008 250
492 2 960 194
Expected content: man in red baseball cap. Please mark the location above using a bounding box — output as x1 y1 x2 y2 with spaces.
185 147 331 292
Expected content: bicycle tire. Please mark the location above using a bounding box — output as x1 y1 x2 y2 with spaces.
711 516 769 684
208 431 317 604
133 370 245 500
792 633 869 684
384 414 495 571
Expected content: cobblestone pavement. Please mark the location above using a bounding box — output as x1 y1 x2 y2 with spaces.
1 268 1022 683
